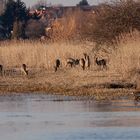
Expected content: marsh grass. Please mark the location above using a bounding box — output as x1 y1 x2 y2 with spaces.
0 30 140 76
0 35 138 98
0 1 140 97
108 30 140 78
0 40 93 69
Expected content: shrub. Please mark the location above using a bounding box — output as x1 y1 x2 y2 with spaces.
86 0 140 44
25 19 45 39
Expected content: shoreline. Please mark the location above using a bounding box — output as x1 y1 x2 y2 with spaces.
0 69 136 100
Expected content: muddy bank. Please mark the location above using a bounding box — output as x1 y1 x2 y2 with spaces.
0 68 137 100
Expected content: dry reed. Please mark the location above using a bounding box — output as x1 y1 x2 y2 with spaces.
109 30 140 77
0 40 93 69
0 30 139 79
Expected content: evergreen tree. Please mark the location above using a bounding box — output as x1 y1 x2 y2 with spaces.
14 0 28 21
2 0 16 34
2 0 28 39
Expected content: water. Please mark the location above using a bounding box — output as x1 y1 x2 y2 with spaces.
0 94 140 140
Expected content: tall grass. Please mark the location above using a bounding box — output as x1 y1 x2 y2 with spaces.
0 0 140 75
0 30 139 81
0 40 93 69
109 30 140 76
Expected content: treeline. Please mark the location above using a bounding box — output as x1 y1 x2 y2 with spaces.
0 0 140 44
81 0 140 44
0 0 63 40
43 0 140 44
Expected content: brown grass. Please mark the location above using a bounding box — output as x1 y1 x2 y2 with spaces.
0 40 93 69
0 1 140 99
0 30 140 75
109 30 140 76
0 28 140 98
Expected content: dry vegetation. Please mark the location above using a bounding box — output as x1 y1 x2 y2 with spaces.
85 0 140 44
44 0 140 44
51 10 98 42
0 31 139 99
0 40 93 68
0 0 140 99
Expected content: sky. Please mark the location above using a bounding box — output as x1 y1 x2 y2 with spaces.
22 0 106 7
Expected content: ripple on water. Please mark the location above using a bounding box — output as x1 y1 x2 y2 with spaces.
0 94 139 140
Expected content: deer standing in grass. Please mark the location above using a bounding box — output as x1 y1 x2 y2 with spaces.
84 53 90 69
0 65 3 76
79 58 85 70
54 59 61 72
21 64 28 75
95 57 107 70
79 53 90 70
66 58 79 68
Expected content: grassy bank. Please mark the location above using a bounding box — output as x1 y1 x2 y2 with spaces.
0 68 135 100
0 1 140 101
0 31 140 100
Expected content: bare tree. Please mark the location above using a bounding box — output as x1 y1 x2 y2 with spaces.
31 0 48 10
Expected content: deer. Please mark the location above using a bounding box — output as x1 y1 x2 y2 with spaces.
0 65 3 76
54 59 61 72
21 64 28 75
83 53 90 69
79 58 85 70
66 58 79 68
95 57 107 70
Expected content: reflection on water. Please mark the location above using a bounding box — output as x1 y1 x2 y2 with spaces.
0 94 140 140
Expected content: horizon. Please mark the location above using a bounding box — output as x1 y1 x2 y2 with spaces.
22 0 107 7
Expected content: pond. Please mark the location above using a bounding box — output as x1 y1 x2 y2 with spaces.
0 94 140 140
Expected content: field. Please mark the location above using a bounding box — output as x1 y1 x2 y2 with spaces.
0 30 139 100
0 0 140 100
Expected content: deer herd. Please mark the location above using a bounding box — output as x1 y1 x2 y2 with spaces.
64 53 90 71
54 53 107 72
0 53 107 76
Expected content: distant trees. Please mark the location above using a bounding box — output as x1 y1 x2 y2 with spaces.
85 0 140 44
25 19 45 39
77 0 89 6
1 0 28 39
31 0 48 10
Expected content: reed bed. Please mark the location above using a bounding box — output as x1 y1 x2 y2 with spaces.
0 31 139 97
0 30 140 75
0 40 93 69
109 30 140 77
